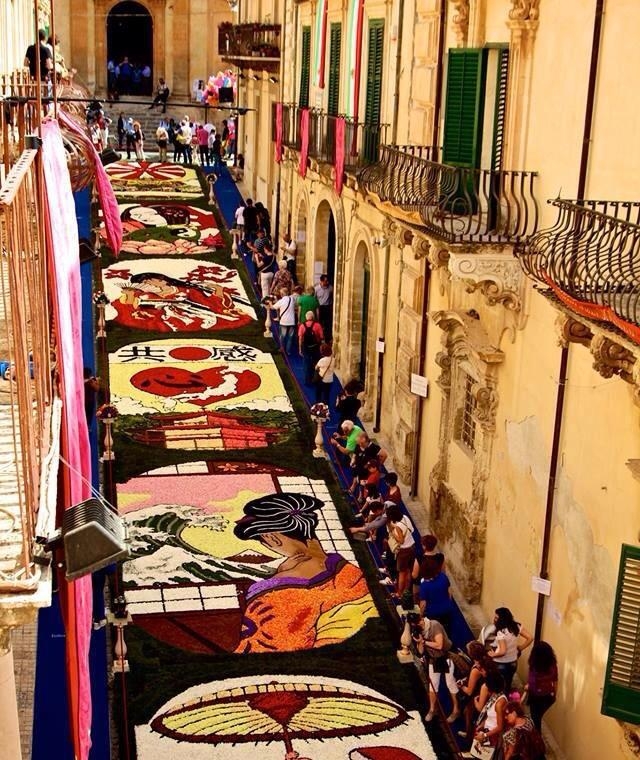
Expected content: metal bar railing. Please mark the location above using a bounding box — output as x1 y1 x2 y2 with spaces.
517 198 640 335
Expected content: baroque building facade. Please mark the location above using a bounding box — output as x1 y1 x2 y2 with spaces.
236 1 640 759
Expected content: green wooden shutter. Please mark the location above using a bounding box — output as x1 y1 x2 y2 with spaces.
363 20 384 163
327 23 342 116
491 48 510 172
602 544 640 724
299 26 311 108
442 48 487 168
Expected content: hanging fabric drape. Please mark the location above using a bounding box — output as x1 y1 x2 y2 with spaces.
274 102 283 163
41 119 94 760
58 109 123 256
346 0 365 117
334 116 346 195
298 108 310 178
313 0 329 89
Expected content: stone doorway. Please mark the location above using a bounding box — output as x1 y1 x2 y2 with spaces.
314 200 336 286
295 198 307 286
107 1 153 96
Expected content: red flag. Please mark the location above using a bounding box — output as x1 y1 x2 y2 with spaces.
299 108 310 178
335 116 346 195
274 102 283 163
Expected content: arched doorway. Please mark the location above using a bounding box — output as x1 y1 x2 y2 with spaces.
107 2 153 96
351 241 371 383
314 200 336 341
295 199 307 286
314 200 336 285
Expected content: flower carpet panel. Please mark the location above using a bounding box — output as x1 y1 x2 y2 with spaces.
110 338 293 416
118 463 375 654
100 203 224 254
106 161 202 198
102 259 255 333
136 675 436 760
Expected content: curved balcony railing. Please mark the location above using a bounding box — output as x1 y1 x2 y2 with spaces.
218 23 281 61
358 144 539 244
517 199 640 342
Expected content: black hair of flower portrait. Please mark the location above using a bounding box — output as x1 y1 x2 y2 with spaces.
234 493 323 544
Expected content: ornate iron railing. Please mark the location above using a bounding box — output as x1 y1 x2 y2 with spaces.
517 199 640 340
358 144 539 244
279 103 387 171
218 23 281 61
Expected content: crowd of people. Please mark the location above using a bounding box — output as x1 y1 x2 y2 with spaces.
107 57 152 99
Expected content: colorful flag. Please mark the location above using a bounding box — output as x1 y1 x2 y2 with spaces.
346 0 365 117
274 102 283 163
334 116 346 195
299 108 310 178
313 0 329 89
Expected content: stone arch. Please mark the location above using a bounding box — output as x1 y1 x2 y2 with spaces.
107 1 154 95
348 239 373 384
95 0 166 96
294 191 309 287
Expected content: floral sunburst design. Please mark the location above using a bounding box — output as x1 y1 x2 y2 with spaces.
106 161 188 181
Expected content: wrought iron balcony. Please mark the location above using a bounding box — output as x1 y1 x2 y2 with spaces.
219 23 281 67
358 144 539 244
517 199 640 343
279 103 387 171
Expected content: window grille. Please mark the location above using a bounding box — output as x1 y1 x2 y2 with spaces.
459 373 477 452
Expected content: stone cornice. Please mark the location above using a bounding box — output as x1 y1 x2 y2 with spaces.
449 0 470 46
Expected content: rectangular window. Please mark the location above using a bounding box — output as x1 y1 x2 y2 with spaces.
363 19 384 164
443 48 488 168
327 23 342 117
458 373 477 453
602 544 640 724
299 26 311 108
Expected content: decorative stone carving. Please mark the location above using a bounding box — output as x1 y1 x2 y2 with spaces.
556 314 594 348
448 251 524 311
590 334 636 383
428 310 504 603
509 0 540 22
382 217 412 249
449 0 470 46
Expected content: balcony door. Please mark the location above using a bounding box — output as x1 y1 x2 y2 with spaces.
326 23 342 158
363 19 384 164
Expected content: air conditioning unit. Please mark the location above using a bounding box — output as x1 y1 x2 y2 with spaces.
62 499 129 580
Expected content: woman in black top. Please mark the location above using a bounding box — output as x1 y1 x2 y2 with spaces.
336 379 363 426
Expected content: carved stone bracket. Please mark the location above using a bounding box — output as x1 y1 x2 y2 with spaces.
413 236 450 269
448 250 525 311
382 217 413 249
472 382 499 432
509 0 540 22
555 311 640 406
435 350 452 394
449 0 470 46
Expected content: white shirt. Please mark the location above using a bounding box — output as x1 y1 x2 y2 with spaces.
273 295 297 326
493 627 520 663
235 206 245 226
391 515 415 549
315 355 335 383
180 124 192 141
315 283 333 306
283 239 297 260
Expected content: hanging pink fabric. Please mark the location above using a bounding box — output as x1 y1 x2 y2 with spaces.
334 117 346 196
274 102 283 164
299 108 310 178
41 120 93 760
58 109 123 256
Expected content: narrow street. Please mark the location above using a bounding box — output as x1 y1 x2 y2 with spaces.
102 160 437 760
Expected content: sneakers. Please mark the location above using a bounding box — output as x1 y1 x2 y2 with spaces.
446 710 461 723
425 710 435 722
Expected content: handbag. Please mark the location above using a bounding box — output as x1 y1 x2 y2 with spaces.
313 357 333 385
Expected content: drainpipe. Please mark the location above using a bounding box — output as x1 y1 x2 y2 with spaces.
410 261 432 497
390 0 406 145
431 0 447 149
373 239 391 433
534 0 604 641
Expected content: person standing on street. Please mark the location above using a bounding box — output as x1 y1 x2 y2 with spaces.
156 122 169 162
272 287 297 355
281 233 298 283
243 199 259 245
315 274 334 342
24 29 53 82
298 311 324 385
117 113 126 150
197 123 210 166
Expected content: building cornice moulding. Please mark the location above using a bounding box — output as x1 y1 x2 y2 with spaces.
447 249 525 312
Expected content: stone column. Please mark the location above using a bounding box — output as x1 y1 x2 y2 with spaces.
172 0 191 99
0 627 21 760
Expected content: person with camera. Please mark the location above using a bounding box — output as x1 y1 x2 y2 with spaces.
412 614 460 724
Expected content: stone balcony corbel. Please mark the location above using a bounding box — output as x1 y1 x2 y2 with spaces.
447 248 525 311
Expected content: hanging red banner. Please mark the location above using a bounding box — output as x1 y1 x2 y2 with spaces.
334 116 346 196
298 108 310 178
274 102 283 164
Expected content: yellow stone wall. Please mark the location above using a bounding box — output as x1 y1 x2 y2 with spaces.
0 1 38 77
55 0 232 96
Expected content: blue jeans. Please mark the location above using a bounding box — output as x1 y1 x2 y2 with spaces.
279 325 296 355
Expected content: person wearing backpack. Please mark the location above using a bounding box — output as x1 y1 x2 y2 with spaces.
413 615 460 724
298 311 324 385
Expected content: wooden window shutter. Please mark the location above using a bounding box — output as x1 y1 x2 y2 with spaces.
491 48 510 172
327 23 342 116
299 26 311 108
442 48 487 168
364 20 384 126
602 544 640 724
